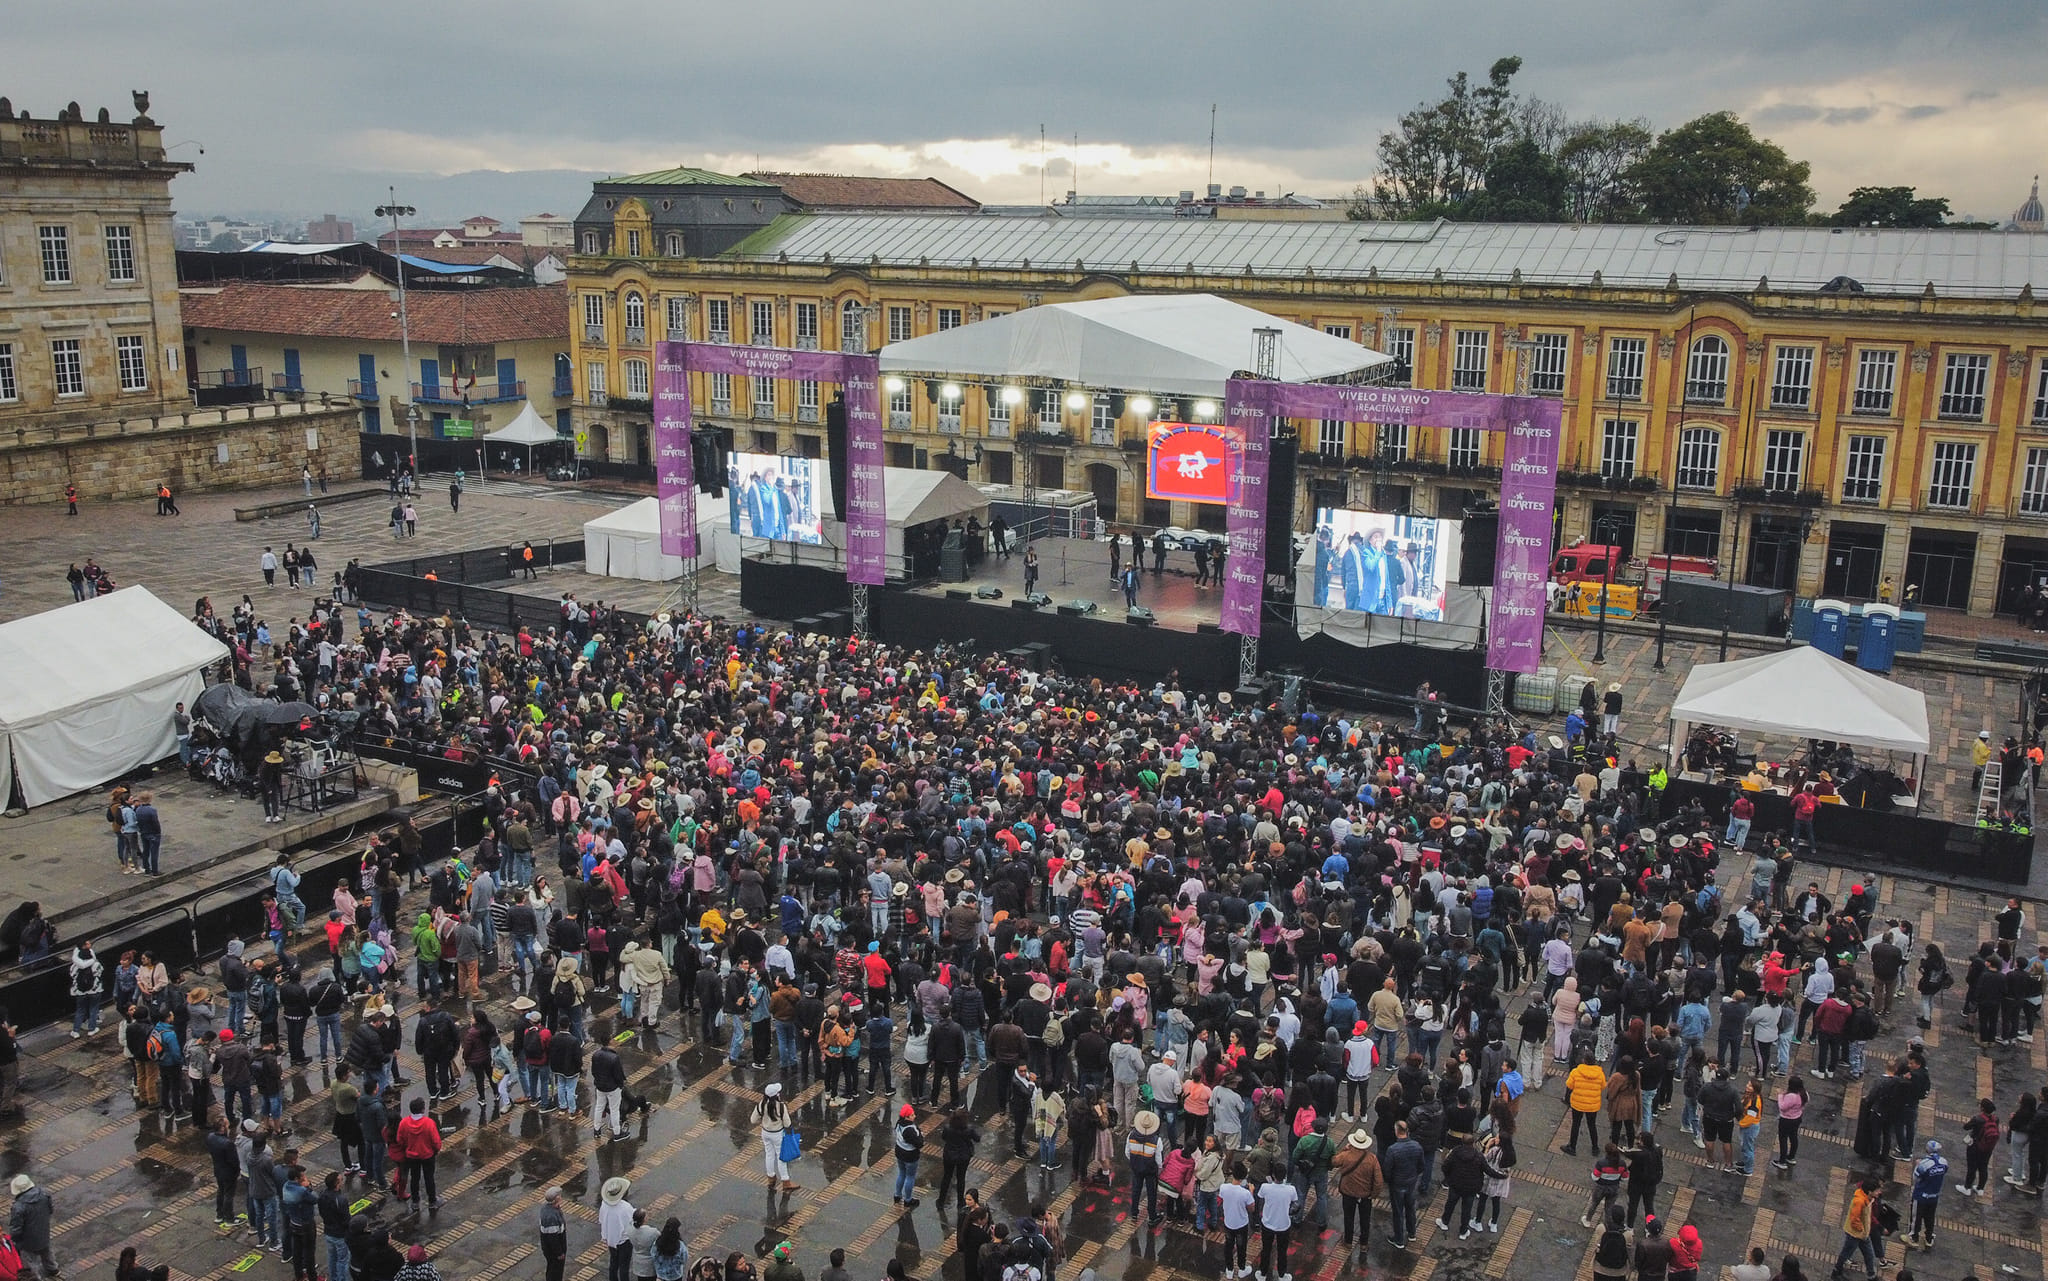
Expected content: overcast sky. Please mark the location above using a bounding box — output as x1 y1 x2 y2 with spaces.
15 0 2046 224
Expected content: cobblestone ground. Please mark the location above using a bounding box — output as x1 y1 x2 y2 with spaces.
5 850 2044 1281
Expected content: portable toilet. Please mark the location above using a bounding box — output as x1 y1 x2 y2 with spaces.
1857 603 1900 673
1810 598 1851 660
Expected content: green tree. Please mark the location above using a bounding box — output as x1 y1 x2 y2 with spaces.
1372 55 1529 218
1464 137 1568 221
1557 118 1653 222
1626 111 1815 225
202 232 245 252
1828 185 1952 227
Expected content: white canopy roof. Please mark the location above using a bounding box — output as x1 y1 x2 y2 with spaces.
884 467 985 527
0 588 229 805
484 402 560 446
878 293 1392 397
1668 645 1931 756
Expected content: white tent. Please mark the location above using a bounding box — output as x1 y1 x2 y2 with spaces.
878 293 1393 397
0 588 229 807
582 496 722 582
1668 644 1932 759
484 402 565 472
725 467 990 577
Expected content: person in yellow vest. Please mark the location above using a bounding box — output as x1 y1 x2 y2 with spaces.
1972 730 1994 792
1647 763 1669 822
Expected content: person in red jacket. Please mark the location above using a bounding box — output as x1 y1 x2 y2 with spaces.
394 1097 443 1209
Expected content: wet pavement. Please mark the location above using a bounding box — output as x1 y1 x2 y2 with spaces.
7 846 2048 1281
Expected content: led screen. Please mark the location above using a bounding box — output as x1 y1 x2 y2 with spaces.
728 452 827 544
1145 423 1232 504
1309 508 1462 621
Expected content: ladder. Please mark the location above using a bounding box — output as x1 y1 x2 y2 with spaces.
1978 757 2004 821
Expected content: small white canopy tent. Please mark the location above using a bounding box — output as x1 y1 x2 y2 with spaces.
484 402 565 473
878 293 1393 396
1668 645 1932 799
581 496 722 582
0 588 229 807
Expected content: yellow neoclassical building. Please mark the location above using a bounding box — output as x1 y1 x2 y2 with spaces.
565 176 2048 617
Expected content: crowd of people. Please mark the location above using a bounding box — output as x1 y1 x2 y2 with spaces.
18 595 2031 1281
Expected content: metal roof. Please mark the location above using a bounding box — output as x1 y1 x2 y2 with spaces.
727 214 2048 298
601 166 772 187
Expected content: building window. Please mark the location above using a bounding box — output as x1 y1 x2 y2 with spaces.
1606 337 1646 401
1928 440 1977 509
1447 427 1482 470
623 292 646 343
794 302 819 349
622 359 649 398
582 292 604 340
936 307 963 331
664 233 683 257
115 334 147 391
751 375 775 417
1323 324 1352 341
1452 329 1490 391
707 298 731 343
750 300 774 346
1383 327 1415 386
1663 508 1723 561
1376 422 1409 462
1037 389 1062 430
51 339 83 396
1600 420 1638 478
985 309 1008 321
1675 426 1721 490
1090 396 1116 445
103 225 136 283
840 301 867 353
39 226 70 284
666 296 690 339
1684 335 1730 404
1939 352 1990 420
625 230 642 257
710 372 732 413
2023 447 2048 516
1317 420 1346 458
0 344 16 402
585 362 606 400
1853 349 1897 415
887 306 912 343
1530 332 1569 395
889 383 912 427
580 230 599 254
797 379 820 423
1770 344 1814 411
987 391 1010 436
1761 429 1805 491
1842 435 1886 503
2034 359 2048 426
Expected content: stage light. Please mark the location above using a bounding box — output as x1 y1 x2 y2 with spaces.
940 382 962 401
1130 395 1155 417
1065 391 1087 412
1194 399 1218 419
1000 386 1023 405
884 376 905 393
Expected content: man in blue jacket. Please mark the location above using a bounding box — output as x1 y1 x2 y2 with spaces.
1382 1119 1425 1251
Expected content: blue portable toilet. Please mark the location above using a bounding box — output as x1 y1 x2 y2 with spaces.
1810 598 1850 660
1857 603 1900 673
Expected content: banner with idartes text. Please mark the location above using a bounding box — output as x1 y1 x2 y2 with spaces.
1220 382 1273 636
652 343 696 558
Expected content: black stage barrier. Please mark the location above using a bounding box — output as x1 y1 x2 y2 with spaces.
740 558 853 620
880 590 1241 687
1266 630 1488 712
1662 775 2034 886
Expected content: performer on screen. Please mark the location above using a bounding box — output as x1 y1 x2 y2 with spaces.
1314 523 1336 607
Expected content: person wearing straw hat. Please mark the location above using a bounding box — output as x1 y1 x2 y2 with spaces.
1126 1108 1164 1226
597 1177 635 1281
1332 1128 1382 1248
1602 681 1623 736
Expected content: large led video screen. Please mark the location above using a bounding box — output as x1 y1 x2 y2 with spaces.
1310 508 1463 621
728 452 827 544
1146 423 1231 504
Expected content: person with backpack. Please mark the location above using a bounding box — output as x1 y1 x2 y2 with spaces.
891 1104 923 1208
1830 1175 1882 1281
67 941 103 1039
394 1097 443 1209
548 1025 584 1116
1964 1095 2000 1195
1289 1116 1337 1231
5 1176 54 1281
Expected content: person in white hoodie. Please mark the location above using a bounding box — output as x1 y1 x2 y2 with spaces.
68 941 104 1039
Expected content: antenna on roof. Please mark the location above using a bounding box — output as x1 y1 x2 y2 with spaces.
1208 104 1217 191
1040 124 1046 207
1074 132 1080 200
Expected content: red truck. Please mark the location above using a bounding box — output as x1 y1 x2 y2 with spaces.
1551 541 1718 605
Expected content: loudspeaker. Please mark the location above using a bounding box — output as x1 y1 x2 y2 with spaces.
1459 511 1500 586
946 588 972 601
1196 621 1223 635
1011 597 1041 611
1264 432 1298 579
824 398 849 519
1126 607 1155 627
974 586 1004 600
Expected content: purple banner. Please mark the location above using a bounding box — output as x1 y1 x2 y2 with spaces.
1222 380 1561 673
842 355 887 586
652 342 696 559
1220 382 1272 636
1487 399 1561 675
683 343 856 384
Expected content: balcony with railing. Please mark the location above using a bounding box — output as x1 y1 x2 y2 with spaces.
347 378 377 401
583 324 605 344
751 399 778 421
552 375 573 398
623 326 646 346
270 372 305 395
413 381 526 405
888 410 912 430
937 411 963 434
796 404 820 424
795 334 820 351
709 397 732 416
1851 388 1894 417
708 329 732 346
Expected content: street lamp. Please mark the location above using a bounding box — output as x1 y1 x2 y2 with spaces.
375 190 420 479
1592 513 1617 664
